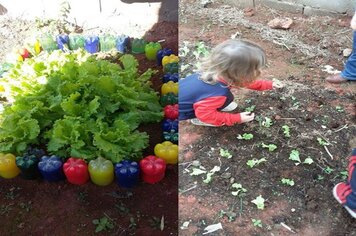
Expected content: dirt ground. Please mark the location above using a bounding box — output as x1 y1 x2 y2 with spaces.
0 11 178 236
179 1 356 235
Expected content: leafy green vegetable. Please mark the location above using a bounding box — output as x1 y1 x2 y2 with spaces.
0 50 163 162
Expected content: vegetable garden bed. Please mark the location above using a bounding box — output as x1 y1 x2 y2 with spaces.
0 20 178 235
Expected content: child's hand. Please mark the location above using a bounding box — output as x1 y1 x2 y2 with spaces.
272 78 284 88
240 112 255 123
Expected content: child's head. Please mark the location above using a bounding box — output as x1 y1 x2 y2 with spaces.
199 39 266 86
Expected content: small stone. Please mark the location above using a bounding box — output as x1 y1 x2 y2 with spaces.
243 7 255 17
343 48 352 57
275 115 281 120
268 17 293 30
221 172 231 179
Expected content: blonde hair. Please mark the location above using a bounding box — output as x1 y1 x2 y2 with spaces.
199 39 266 86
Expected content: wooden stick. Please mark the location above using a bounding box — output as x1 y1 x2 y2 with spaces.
333 124 348 133
280 222 296 234
324 145 334 160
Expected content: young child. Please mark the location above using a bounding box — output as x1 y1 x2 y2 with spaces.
333 148 356 218
179 39 282 126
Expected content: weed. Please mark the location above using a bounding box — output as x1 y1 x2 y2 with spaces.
251 218 263 228
115 202 130 216
237 133 254 140
19 201 32 212
0 204 13 215
246 158 267 168
92 215 114 233
220 148 232 159
281 178 295 186
129 216 137 230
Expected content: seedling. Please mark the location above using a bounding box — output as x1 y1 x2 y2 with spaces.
335 106 344 112
282 125 290 138
244 105 256 112
237 133 254 140
231 183 247 197
115 202 130 216
261 117 273 128
251 195 265 210
129 216 137 230
179 41 190 57
193 41 210 59
289 150 301 164
317 137 330 146
339 171 348 180
251 219 263 228
246 158 267 168
92 216 114 233
190 168 206 176
220 148 232 159
291 96 300 108
19 201 32 212
203 166 220 184
281 178 295 186
219 210 237 222
261 143 277 152
323 166 334 174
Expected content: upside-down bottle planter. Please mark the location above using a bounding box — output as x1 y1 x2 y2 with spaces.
88 157 114 186
39 34 58 52
162 119 178 132
163 130 179 144
0 153 20 179
145 42 162 61
131 38 147 54
63 158 89 185
38 155 65 182
16 155 40 180
84 36 99 54
114 160 140 188
161 81 178 95
116 35 130 53
160 92 178 106
162 73 179 83
154 141 179 164
164 104 179 120
56 34 69 51
164 62 179 74
68 34 85 50
162 54 179 68
139 155 166 184
100 35 117 52
157 48 173 66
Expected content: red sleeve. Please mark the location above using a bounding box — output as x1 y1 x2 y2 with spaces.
245 80 273 90
193 96 241 126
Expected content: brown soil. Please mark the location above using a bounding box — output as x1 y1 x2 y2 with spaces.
0 17 178 236
179 1 356 235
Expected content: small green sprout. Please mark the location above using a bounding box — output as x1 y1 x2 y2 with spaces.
251 219 263 228
339 171 348 180
282 125 291 138
92 216 114 233
323 166 334 174
335 106 344 112
190 168 206 176
262 117 273 128
303 157 314 164
251 195 265 210
246 158 267 168
289 150 301 164
231 183 247 197
237 133 254 140
261 143 277 152
245 105 256 112
203 166 220 184
317 137 330 146
220 148 232 159
281 178 295 186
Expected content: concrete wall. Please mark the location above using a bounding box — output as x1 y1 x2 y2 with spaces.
225 0 356 16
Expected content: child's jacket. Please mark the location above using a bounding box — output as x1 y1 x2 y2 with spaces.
179 73 273 126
